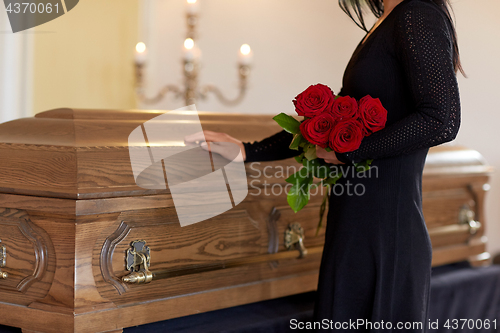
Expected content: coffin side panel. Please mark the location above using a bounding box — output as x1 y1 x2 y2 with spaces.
0 208 55 305
92 193 326 306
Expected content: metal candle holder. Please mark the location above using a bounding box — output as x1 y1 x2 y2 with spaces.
135 8 251 106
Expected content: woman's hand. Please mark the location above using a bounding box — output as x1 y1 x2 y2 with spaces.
316 146 345 165
184 130 246 162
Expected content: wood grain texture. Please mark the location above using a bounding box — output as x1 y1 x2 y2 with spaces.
0 109 493 332
431 237 487 266
3 271 316 333
0 109 285 199
75 272 319 333
91 198 326 306
0 108 491 199
0 208 55 306
99 222 131 295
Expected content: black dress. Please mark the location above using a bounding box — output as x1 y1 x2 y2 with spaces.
243 0 460 331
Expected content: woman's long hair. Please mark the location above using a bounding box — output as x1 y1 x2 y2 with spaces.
339 0 465 76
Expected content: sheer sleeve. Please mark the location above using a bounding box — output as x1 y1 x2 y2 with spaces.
243 129 302 162
338 2 460 164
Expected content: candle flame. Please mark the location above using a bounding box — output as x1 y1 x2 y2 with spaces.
184 38 195 50
136 42 147 54
240 44 251 56
187 0 197 4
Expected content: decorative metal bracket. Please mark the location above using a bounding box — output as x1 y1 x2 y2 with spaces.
285 223 308 258
0 240 8 279
135 62 250 106
122 240 153 284
134 8 251 106
459 205 481 236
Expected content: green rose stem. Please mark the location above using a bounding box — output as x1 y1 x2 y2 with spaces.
273 112 372 235
317 187 330 236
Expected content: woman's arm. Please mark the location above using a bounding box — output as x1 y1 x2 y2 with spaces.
184 129 301 162
243 129 302 162
338 2 460 164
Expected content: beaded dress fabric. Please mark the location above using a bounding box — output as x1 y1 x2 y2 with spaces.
243 0 460 331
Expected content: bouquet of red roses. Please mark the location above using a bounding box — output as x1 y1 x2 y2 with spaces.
273 84 388 233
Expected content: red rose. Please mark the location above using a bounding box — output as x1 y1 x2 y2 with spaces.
358 95 388 136
329 119 364 153
331 96 358 121
293 84 335 117
300 113 336 148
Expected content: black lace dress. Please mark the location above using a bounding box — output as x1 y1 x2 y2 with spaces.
243 0 460 331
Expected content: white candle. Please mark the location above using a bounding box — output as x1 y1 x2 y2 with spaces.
187 0 199 15
184 38 195 61
135 42 148 64
238 44 253 66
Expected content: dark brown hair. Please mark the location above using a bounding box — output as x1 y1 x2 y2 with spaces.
339 0 465 76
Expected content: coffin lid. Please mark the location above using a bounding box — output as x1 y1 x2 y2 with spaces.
0 108 492 199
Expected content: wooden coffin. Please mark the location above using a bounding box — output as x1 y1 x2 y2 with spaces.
0 109 492 333
423 145 492 266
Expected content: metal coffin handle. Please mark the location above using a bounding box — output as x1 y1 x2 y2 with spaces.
121 228 315 285
458 205 481 236
284 223 308 258
122 240 153 284
0 240 8 279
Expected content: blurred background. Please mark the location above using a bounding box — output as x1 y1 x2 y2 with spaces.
0 0 499 257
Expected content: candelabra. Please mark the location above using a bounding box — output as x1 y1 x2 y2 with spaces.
134 0 252 106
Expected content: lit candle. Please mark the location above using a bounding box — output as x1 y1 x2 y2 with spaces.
135 42 147 64
184 38 195 61
238 44 253 66
187 0 199 15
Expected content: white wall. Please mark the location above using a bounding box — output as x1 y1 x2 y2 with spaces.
0 8 33 122
142 0 500 256
453 0 500 257
140 0 369 114
32 0 139 114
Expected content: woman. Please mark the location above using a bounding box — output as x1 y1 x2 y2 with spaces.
186 0 461 331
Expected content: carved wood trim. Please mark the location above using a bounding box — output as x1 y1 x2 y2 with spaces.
99 221 131 295
465 183 480 221
16 218 49 292
267 207 280 254
0 142 132 152
0 209 50 293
